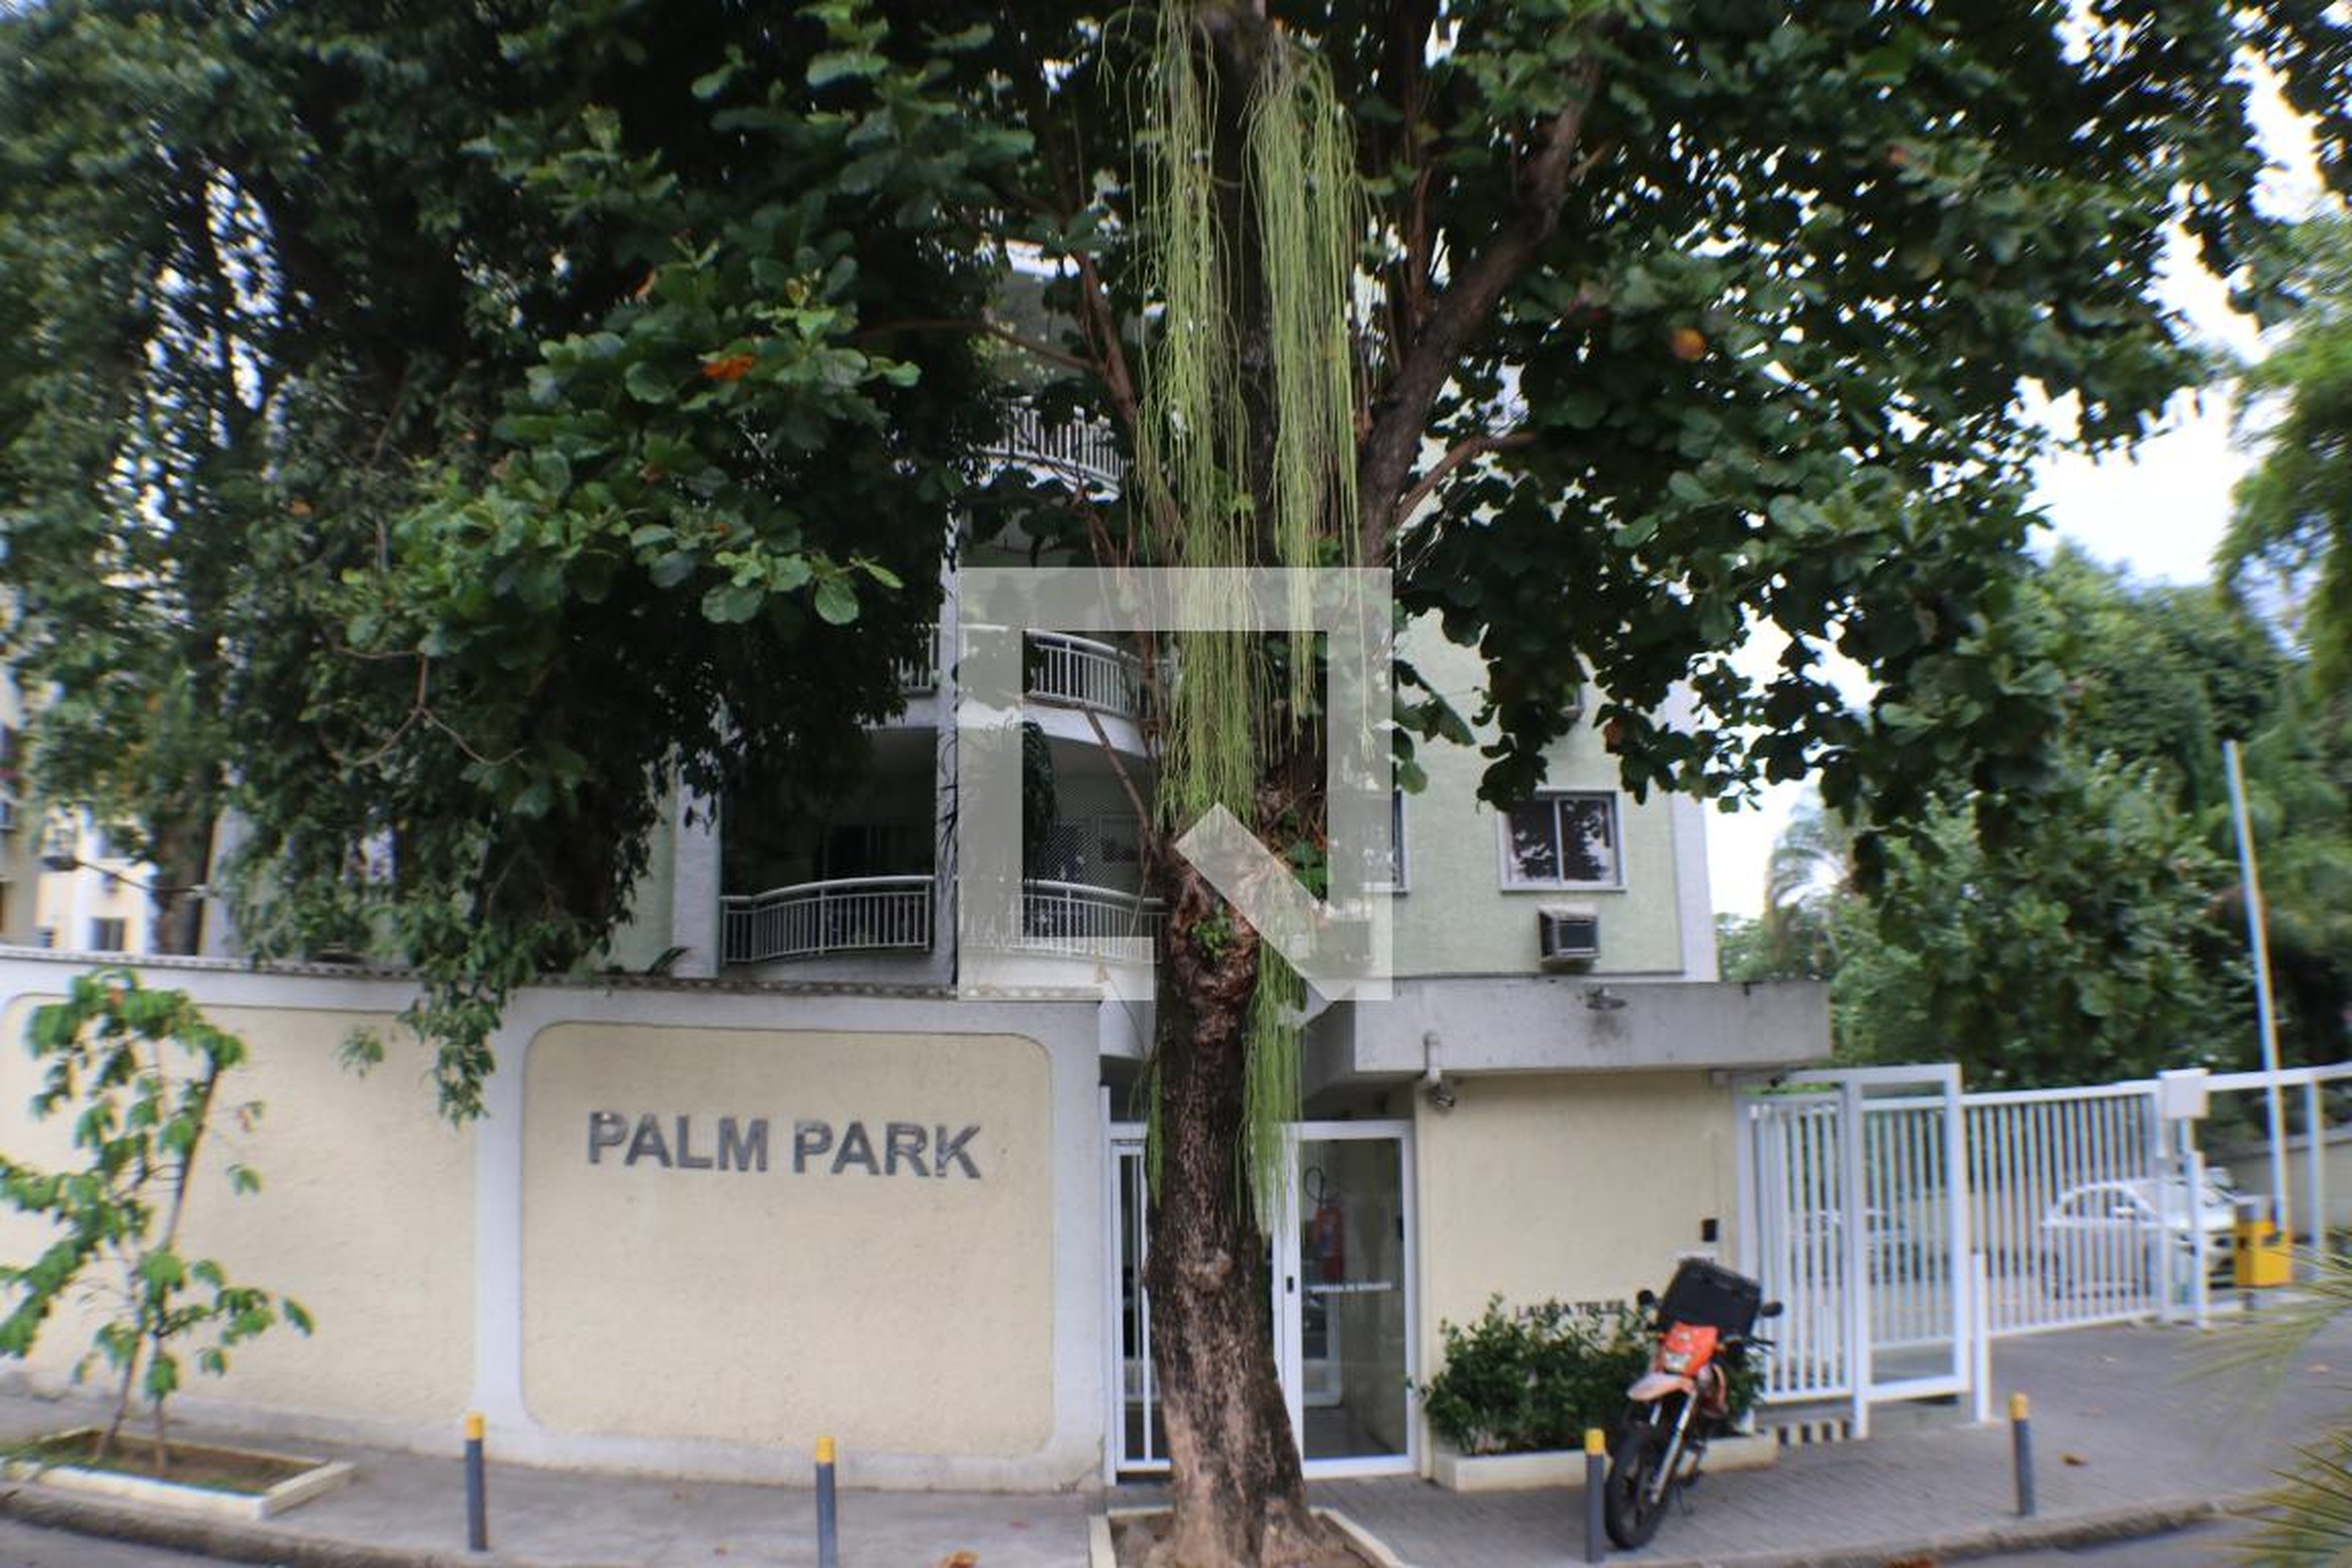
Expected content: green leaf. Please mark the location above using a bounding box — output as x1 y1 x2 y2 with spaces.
622 361 675 405
701 582 765 624
812 577 859 625
807 50 886 88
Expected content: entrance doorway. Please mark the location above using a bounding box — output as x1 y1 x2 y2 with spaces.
1281 1122 1418 1476
1107 1119 1418 1479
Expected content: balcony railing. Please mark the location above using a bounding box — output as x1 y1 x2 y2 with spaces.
1028 630 1145 719
723 875 934 964
989 402 1125 491
893 631 940 695
1016 880 1164 960
891 625 1150 723
722 875 1163 965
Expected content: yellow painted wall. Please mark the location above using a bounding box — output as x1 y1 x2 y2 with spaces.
519 1025 1054 1456
1415 1072 1736 1378
0 998 475 1425
1391 628 1687 977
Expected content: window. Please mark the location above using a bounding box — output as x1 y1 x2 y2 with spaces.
1498 793 1619 889
89 917 127 952
1372 789 1408 892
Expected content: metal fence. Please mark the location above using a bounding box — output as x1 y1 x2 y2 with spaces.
1966 1083 2167 1336
1027 630 1145 718
721 875 934 963
1017 880 1163 960
991 402 1126 491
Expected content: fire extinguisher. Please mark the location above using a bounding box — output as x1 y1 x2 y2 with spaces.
1307 1170 1346 1283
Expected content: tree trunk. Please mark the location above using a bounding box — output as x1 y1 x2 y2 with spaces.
1143 864 1342 1568
146 816 213 957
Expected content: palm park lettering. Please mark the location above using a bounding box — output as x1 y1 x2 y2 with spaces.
586 1112 982 1179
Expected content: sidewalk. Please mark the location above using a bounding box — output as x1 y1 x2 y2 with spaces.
1 1316 2342 1567
1311 1316 2347 1567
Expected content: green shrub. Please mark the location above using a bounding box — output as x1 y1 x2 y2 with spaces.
1420 1295 1767 1455
1420 1297 1650 1455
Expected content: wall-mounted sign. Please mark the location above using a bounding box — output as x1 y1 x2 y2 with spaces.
586 1112 982 1179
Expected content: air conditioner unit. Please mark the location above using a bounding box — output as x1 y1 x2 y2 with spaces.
1538 907 1600 967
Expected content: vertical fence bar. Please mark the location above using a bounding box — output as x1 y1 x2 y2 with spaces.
2307 1079 2328 1275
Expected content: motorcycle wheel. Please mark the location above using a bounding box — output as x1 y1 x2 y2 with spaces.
1603 1404 1677 1550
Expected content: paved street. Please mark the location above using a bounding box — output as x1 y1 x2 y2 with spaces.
0 1518 225 1567
1973 1517 2255 1563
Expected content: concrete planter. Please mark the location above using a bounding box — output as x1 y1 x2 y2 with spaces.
1432 1433 1778 1492
6 1427 355 1521
1092 1506 1406 1567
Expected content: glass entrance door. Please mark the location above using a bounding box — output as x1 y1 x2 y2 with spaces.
1107 1117 1417 1479
1280 1122 1417 1476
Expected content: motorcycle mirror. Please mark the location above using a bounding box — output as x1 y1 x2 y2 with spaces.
1635 1289 1657 1310
1759 1300 1784 1319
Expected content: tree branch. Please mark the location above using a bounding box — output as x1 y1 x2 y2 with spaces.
854 317 1096 377
1393 429 1536 524
1357 55 1604 562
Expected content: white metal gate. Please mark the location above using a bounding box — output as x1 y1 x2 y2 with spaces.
1738 1066 1971 1433
1966 1082 2172 1336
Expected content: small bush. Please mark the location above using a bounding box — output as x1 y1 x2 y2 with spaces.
1419 1297 1650 1455
1421 1295 1770 1455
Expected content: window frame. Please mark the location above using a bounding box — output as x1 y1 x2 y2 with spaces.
1370 788 1409 894
1495 791 1623 892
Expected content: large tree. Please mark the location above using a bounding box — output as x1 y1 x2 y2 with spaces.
7 4 2352 1565
0 1 1019 1107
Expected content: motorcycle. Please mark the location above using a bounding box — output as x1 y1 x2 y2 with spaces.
1602 1258 1781 1550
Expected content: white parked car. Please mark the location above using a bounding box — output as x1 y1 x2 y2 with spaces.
2038 1174 2237 1296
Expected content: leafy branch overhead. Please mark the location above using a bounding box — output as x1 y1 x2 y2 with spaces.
0 971 312 1471
2 0 2348 1101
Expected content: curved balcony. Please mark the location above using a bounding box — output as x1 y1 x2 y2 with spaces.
721 874 1163 966
987 402 1125 492
891 625 1150 725
1027 630 1147 720
723 875 934 965
1015 880 1164 960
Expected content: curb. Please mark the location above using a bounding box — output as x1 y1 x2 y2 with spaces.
0 1482 635 1568
1630 1493 2251 1568
0 1476 2269 1568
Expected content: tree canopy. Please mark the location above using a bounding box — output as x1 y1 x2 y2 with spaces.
2228 213 2352 686
4 0 2346 1106
1731 552 2352 1088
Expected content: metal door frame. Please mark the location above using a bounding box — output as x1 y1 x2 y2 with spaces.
1104 1112 1419 1479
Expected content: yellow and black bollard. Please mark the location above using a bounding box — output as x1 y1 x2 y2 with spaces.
2010 1393 2035 1518
1585 1426 1607 1562
816 1435 840 1568
464 1411 489 1552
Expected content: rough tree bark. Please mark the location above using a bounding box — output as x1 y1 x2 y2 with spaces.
1144 863 1340 1568
1133 8 1604 1561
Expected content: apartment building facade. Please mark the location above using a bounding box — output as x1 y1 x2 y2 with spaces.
0 418 1827 1490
